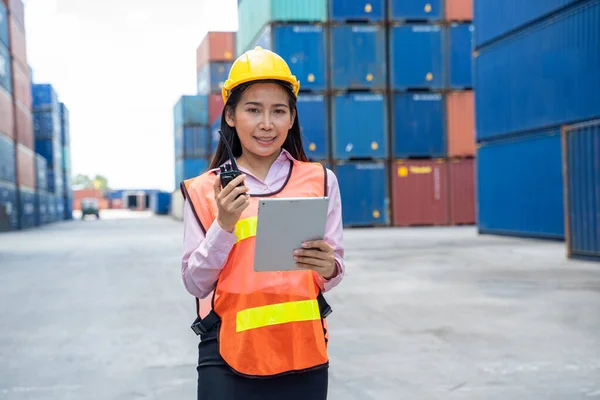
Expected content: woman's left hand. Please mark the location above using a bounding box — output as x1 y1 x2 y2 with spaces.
294 240 337 279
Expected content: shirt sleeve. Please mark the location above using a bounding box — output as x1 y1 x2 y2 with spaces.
181 199 238 299
317 168 345 292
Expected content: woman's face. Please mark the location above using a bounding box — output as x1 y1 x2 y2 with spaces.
226 82 295 159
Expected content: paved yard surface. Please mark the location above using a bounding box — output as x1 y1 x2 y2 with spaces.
1 210 599 399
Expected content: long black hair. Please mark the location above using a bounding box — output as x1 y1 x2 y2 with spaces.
208 79 309 170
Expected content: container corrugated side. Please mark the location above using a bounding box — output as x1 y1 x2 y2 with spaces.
297 93 328 161
36 191 48 225
64 196 73 220
0 132 15 183
253 24 328 92
0 42 12 93
15 102 33 149
236 0 327 55
33 110 61 140
448 158 475 225
335 160 389 227
475 1 600 142
474 0 579 48
8 15 26 67
0 1 8 46
445 0 473 21
195 32 236 73
210 117 220 155
0 180 18 231
173 95 209 127
331 24 386 90
389 0 443 21
18 186 36 229
391 159 449 226
391 92 445 158
563 119 600 261
11 52 31 109
197 62 233 95
151 192 171 215
476 130 564 239
447 91 475 157
16 144 35 189
330 0 385 22
208 93 223 126
0 87 13 138
35 153 47 192
389 24 444 90
332 92 387 160
447 23 474 89
60 103 70 145
32 84 60 112
8 0 25 31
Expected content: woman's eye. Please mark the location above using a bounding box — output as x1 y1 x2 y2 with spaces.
274 109 286 114
247 108 259 113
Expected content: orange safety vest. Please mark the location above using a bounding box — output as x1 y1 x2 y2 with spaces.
181 159 331 378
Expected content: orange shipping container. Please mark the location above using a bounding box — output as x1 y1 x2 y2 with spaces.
447 91 475 157
7 0 25 30
14 102 33 149
445 0 473 21
208 93 224 124
8 15 27 68
0 87 14 139
448 158 476 225
11 59 32 109
196 31 236 73
16 143 36 188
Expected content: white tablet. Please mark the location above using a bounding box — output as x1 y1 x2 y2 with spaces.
253 197 329 272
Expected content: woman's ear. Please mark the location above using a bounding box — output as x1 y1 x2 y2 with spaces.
225 106 235 127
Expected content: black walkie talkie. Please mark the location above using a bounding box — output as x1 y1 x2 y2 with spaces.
218 130 242 190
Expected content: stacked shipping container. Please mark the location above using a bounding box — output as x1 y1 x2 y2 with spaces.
474 0 600 241
60 102 73 219
230 0 477 228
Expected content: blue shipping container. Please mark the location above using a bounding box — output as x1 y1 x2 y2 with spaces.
0 181 18 230
175 158 208 186
197 62 233 95
563 119 600 261
0 42 12 93
332 93 387 159
56 195 65 219
175 126 209 159
335 161 389 226
210 117 220 155
31 84 60 112
47 167 64 194
475 1 600 142
389 0 443 21
297 93 328 161
331 25 386 90
253 24 327 92
64 196 73 220
389 24 444 90
35 153 48 191
447 23 474 89
35 138 62 168
392 93 446 158
36 191 48 225
474 0 579 48
476 130 564 239
174 95 209 127
19 188 37 229
0 133 16 183
330 0 385 22
151 192 171 215
60 103 70 145
0 0 8 46
33 110 61 140
47 194 57 223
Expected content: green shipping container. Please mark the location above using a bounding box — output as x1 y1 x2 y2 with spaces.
236 0 327 55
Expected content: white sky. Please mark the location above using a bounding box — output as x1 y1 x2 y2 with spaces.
24 0 238 191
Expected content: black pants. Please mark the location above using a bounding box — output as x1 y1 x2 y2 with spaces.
196 331 328 400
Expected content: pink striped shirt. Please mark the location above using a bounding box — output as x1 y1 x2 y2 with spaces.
181 149 345 300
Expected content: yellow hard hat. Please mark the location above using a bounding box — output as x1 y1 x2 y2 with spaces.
221 46 300 103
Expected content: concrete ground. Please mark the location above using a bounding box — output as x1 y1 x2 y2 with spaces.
1 210 599 399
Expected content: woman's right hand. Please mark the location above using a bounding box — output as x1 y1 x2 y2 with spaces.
213 174 250 233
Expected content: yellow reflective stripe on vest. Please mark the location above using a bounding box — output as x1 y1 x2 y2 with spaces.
236 299 321 332
235 216 257 243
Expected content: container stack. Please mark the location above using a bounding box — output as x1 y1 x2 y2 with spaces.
173 95 210 186
32 84 64 224
60 102 73 219
1 0 37 231
195 31 235 157
474 0 600 240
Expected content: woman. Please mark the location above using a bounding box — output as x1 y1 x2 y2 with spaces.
180 46 345 400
